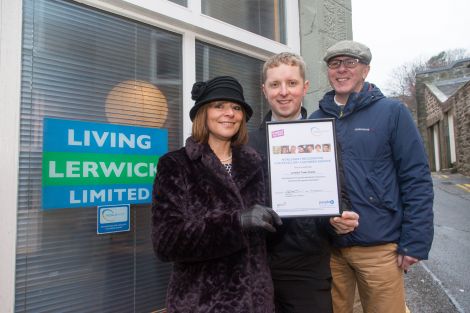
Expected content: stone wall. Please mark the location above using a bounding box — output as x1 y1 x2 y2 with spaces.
299 0 352 113
416 76 432 152
424 88 442 127
447 82 470 175
415 59 470 169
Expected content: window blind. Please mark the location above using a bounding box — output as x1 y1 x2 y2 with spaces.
168 0 187 6
17 1 181 312
202 0 286 43
195 40 269 131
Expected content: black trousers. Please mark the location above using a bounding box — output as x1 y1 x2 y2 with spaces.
274 278 333 313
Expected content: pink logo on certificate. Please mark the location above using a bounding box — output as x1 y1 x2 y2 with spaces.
272 129 284 138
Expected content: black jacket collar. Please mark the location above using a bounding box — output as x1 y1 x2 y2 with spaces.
258 106 308 129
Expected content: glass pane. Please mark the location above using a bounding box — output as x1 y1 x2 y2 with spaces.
168 0 187 6
17 0 181 312
195 41 269 131
202 0 286 43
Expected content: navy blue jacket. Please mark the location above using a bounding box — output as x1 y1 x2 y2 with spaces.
309 83 434 260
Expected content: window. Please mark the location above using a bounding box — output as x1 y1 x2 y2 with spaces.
202 0 286 43
168 0 187 6
13 0 301 311
17 0 181 312
195 41 269 130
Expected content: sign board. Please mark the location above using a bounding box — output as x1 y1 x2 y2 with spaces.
266 119 341 217
97 204 130 234
42 118 167 209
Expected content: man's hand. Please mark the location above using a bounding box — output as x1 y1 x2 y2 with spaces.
239 204 282 232
397 254 419 273
329 211 359 234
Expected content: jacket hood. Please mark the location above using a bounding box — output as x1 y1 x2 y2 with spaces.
318 82 385 118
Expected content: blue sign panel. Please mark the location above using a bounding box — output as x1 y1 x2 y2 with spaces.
42 118 167 209
43 118 167 155
42 184 152 209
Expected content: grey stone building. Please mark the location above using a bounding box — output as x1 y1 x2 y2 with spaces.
300 0 352 109
415 58 470 174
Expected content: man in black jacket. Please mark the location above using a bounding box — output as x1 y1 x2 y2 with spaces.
248 52 359 313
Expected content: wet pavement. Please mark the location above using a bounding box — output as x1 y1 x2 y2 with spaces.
405 262 461 313
354 172 470 313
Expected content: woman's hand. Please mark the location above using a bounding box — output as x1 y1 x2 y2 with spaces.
240 204 282 232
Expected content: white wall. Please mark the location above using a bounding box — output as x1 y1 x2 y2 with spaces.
433 125 441 171
447 111 457 164
0 0 22 312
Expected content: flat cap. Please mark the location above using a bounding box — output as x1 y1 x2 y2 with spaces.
323 40 372 65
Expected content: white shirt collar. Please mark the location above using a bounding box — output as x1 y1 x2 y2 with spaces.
334 95 346 106
271 111 303 122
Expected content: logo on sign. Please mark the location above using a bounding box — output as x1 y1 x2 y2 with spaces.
97 204 130 234
272 129 284 138
319 200 335 207
100 207 128 223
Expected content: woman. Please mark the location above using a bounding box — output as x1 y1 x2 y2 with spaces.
152 76 281 313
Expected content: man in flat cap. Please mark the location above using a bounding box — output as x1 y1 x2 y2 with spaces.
310 40 434 313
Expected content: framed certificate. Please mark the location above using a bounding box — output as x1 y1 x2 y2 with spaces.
266 119 341 217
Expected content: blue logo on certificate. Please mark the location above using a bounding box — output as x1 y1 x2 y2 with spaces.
97 204 130 234
319 200 335 208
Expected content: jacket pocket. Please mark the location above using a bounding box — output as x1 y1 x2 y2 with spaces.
366 175 397 212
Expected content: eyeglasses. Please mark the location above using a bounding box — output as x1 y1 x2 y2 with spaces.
327 58 362 69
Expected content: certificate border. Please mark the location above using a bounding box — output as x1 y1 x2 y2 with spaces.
266 118 342 217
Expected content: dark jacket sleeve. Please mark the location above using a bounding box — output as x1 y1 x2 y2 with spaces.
321 133 353 237
392 104 434 259
248 129 270 206
151 154 246 263
337 140 352 213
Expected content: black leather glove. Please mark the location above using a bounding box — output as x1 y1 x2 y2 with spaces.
239 204 282 232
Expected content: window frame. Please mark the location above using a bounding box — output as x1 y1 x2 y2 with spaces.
0 0 22 311
74 0 300 140
1 1 301 311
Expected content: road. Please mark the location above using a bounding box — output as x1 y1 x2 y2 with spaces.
353 172 470 313
405 173 470 313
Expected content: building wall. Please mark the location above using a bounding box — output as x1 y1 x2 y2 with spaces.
0 1 353 312
425 88 443 128
299 0 352 113
424 88 443 171
448 82 470 175
416 76 431 152
0 0 22 311
416 59 470 171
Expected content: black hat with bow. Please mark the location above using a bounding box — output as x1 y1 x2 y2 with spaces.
189 76 253 121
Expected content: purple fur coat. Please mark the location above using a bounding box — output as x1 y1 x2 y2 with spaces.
152 137 274 313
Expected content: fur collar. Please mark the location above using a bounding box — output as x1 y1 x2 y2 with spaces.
185 137 263 190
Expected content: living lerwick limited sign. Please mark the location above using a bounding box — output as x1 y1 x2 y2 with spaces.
42 118 167 210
